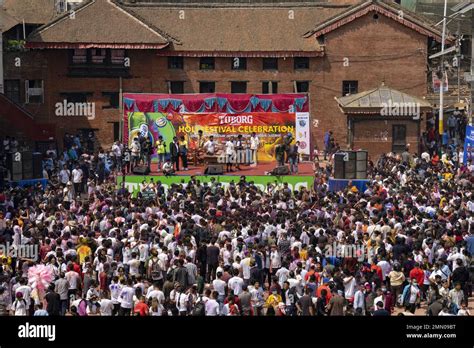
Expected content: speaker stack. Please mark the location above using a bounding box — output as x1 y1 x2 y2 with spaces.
334 150 367 180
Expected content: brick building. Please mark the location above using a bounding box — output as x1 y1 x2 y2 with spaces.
1 0 448 158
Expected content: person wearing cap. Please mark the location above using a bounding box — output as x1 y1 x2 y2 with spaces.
11 292 27 316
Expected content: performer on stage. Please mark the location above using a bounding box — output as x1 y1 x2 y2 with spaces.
203 135 216 155
235 134 244 170
225 137 235 172
194 129 206 166
155 136 166 172
250 132 259 165
170 137 180 171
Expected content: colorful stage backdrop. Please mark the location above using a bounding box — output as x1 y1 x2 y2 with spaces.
117 175 314 196
123 93 310 162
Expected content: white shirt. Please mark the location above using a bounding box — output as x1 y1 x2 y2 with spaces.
203 140 216 154
205 299 220 316
72 168 83 183
119 286 135 309
240 258 251 280
225 141 234 156
250 136 260 150
99 299 114 316
59 169 70 184
212 279 227 296
109 283 122 304
228 276 244 295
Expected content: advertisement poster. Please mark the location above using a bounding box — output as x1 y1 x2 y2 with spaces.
128 112 298 162
463 125 474 164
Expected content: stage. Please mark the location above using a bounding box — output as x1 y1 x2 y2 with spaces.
119 161 315 195
147 161 314 176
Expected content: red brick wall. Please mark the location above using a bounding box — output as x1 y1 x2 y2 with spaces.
4 10 429 156
352 118 420 160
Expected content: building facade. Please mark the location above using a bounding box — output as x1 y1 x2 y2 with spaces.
1 0 448 158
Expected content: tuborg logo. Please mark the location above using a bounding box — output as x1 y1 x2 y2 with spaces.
218 115 253 125
18 323 56 342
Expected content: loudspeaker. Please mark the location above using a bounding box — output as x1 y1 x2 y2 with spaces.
271 165 290 176
133 165 150 175
334 153 345 179
356 150 368 179
22 151 33 180
205 164 224 175
6 152 23 181
32 153 43 179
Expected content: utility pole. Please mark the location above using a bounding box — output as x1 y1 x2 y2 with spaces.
439 0 448 135
470 9 474 125
0 27 4 94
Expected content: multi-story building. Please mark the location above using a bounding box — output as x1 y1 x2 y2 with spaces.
1 0 448 158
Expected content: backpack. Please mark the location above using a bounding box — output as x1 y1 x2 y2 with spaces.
191 296 205 316
150 258 162 280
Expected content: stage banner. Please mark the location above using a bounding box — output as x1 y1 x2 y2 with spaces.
117 175 314 196
463 125 474 164
295 112 310 155
127 112 297 162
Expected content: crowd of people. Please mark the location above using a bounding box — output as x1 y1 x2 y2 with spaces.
0 121 472 317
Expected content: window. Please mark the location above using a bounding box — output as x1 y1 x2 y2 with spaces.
91 49 106 64
168 57 184 69
25 80 44 104
110 122 120 142
72 49 87 64
294 57 309 70
168 81 184 94
392 125 407 153
4 80 21 104
200 57 215 70
262 81 278 94
60 92 91 103
294 81 309 93
71 49 126 65
231 81 247 94
102 92 119 109
199 82 215 93
231 57 247 70
317 35 326 45
263 58 278 70
55 0 83 13
342 80 358 96
111 50 125 65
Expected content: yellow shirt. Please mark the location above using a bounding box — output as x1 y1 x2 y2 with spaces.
77 244 92 264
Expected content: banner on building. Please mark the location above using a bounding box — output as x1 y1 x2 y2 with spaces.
432 72 448 93
463 125 474 164
295 112 310 155
128 111 305 162
123 93 311 161
117 175 314 196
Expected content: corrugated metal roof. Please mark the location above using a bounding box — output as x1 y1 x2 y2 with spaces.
336 84 432 108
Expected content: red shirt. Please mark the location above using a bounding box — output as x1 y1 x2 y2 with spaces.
409 267 424 286
134 302 149 316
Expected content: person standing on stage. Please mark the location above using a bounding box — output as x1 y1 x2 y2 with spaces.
170 137 180 172
250 132 259 165
235 135 244 171
131 137 141 171
178 135 189 171
122 146 131 174
225 137 235 172
203 136 216 155
288 141 300 174
155 136 166 172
